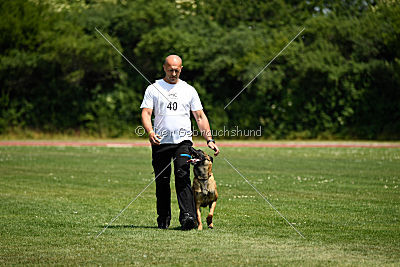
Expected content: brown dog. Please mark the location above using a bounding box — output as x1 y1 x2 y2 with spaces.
189 147 218 230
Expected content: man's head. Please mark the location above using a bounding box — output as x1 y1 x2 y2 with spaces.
163 55 182 84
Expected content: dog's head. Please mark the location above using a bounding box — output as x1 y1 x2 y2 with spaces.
188 147 213 179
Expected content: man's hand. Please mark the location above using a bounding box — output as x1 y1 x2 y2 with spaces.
192 109 220 156
149 131 162 145
208 142 220 156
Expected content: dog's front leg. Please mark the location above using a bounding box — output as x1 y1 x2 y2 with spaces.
207 201 217 229
196 204 202 230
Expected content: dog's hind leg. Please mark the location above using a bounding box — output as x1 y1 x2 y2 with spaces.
206 201 217 229
196 204 203 230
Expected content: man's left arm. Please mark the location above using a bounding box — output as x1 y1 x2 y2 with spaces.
192 110 220 156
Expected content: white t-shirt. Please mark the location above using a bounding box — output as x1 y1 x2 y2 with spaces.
140 79 203 144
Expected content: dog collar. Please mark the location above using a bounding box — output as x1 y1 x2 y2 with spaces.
180 154 192 159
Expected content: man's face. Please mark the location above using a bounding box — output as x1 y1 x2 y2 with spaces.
163 63 182 84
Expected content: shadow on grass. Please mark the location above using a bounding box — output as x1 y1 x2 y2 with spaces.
98 225 185 231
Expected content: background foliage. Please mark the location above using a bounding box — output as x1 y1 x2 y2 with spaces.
1 0 399 139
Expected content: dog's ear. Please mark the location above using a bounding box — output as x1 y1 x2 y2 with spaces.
189 146 198 156
189 147 202 160
209 156 213 163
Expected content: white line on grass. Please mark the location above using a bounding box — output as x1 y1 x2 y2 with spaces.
224 27 305 110
95 158 176 238
224 157 306 239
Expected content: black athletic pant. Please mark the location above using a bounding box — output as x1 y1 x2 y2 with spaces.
151 140 196 224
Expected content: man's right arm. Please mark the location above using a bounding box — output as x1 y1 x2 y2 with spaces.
141 108 161 145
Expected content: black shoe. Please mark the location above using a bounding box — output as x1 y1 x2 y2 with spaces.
157 216 170 229
180 213 196 230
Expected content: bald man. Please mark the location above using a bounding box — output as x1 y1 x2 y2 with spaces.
140 55 220 230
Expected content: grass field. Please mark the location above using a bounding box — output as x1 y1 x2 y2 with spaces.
0 144 399 265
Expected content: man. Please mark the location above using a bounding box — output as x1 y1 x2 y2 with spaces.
140 55 220 230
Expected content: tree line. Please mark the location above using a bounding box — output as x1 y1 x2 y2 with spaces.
1 0 399 139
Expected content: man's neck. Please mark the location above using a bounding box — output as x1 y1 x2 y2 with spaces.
163 77 179 84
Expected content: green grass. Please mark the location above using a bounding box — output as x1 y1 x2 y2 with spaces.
1 145 399 265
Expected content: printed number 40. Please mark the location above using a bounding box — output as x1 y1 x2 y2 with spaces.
167 102 177 111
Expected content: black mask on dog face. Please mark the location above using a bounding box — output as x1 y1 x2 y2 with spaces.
189 147 213 178
189 147 205 162
189 147 213 164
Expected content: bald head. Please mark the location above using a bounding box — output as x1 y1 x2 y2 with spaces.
164 55 182 67
163 55 183 84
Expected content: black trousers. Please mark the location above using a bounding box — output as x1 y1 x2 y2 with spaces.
151 140 196 224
